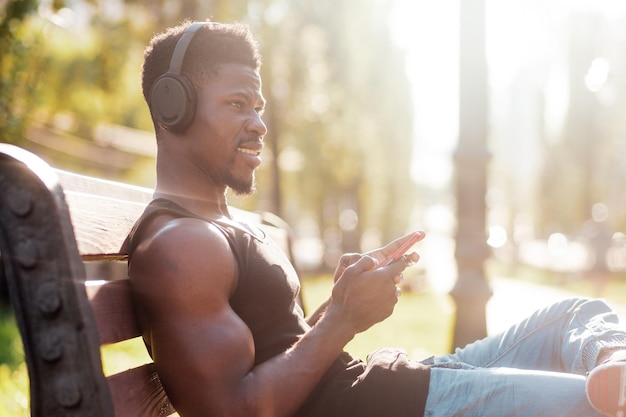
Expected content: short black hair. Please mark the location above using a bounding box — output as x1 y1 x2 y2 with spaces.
141 20 262 105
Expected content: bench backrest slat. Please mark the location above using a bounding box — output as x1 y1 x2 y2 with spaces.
108 363 175 417
55 169 152 259
55 169 154 204
86 280 141 345
55 169 291 260
64 191 145 259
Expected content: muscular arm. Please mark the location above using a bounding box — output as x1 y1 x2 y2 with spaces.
129 217 414 417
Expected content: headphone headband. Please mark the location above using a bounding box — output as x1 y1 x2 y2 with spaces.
168 22 206 75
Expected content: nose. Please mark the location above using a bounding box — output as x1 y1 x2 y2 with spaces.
247 113 267 137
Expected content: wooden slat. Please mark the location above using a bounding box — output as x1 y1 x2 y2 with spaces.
55 169 152 258
86 280 141 345
55 169 281 259
27 125 139 171
85 265 177 416
55 169 154 203
64 191 146 258
108 363 176 417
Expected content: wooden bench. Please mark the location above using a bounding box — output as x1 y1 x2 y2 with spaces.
0 144 297 417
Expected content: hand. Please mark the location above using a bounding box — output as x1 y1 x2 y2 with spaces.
331 231 425 282
328 255 409 334
323 231 425 334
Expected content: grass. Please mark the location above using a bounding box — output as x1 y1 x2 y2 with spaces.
300 274 455 360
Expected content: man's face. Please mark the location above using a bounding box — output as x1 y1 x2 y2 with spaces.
187 63 267 195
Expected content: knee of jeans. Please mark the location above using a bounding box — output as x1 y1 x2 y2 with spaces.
539 297 593 322
570 297 617 321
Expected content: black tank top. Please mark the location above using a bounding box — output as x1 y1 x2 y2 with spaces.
123 198 308 364
123 198 430 417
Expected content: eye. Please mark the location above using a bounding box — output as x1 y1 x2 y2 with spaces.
255 106 265 115
230 101 244 109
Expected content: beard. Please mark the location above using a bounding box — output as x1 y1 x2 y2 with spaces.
222 159 257 196
227 173 256 196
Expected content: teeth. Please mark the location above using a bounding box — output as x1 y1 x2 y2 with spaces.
238 148 260 156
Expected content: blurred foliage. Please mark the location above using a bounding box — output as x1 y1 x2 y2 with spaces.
0 0 418 261
250 0 417 249
0 309 28 417
0 308 22 368
3 0 624 255
537 12 626 235
0 0 39 146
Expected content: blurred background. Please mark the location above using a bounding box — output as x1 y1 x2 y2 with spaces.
2 0 626 414
2 0 626 274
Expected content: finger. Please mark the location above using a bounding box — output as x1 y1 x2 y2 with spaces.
392 272 403 285
349 254 379 272
339 253 362 268
383 255 411 276
403 252 420 266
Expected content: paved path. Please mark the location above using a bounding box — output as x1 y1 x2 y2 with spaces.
419 233 626 335
486 276 626 335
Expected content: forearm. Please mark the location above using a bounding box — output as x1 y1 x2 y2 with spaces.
254 304 355 416
305 298 330 326
239 305 355 417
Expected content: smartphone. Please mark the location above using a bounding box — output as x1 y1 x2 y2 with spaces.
381 231 424 267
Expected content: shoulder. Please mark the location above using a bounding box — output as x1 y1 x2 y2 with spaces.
137 215 232 262
129 215 238 302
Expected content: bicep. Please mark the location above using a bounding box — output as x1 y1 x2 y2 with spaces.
129 220 255 413
151 300 255 413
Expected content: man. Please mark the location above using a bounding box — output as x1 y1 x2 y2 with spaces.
125 20 626 417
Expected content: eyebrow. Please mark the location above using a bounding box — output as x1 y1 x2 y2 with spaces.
231 88 266 108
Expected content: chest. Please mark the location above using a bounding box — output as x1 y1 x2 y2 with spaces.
229 233 303 323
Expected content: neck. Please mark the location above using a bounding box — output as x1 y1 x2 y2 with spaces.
154 187 231 220
154 150 231 220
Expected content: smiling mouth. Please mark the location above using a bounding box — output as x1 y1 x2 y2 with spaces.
238 147 262 156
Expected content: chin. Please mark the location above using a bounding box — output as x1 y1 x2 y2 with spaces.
231 187 255 197
229 180 256 196
224 167 257 196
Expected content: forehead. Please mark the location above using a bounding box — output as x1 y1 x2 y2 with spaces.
203 63 263 94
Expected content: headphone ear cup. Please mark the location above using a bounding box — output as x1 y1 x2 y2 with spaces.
150 73 197 133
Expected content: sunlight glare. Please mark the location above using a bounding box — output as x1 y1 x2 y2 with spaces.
389 0 459 188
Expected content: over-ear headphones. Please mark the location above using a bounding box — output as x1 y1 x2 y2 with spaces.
149 22 206 133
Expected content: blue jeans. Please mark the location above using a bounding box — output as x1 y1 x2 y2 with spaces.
423 297 626 416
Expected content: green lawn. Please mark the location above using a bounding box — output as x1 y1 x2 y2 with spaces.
301 274 455 360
